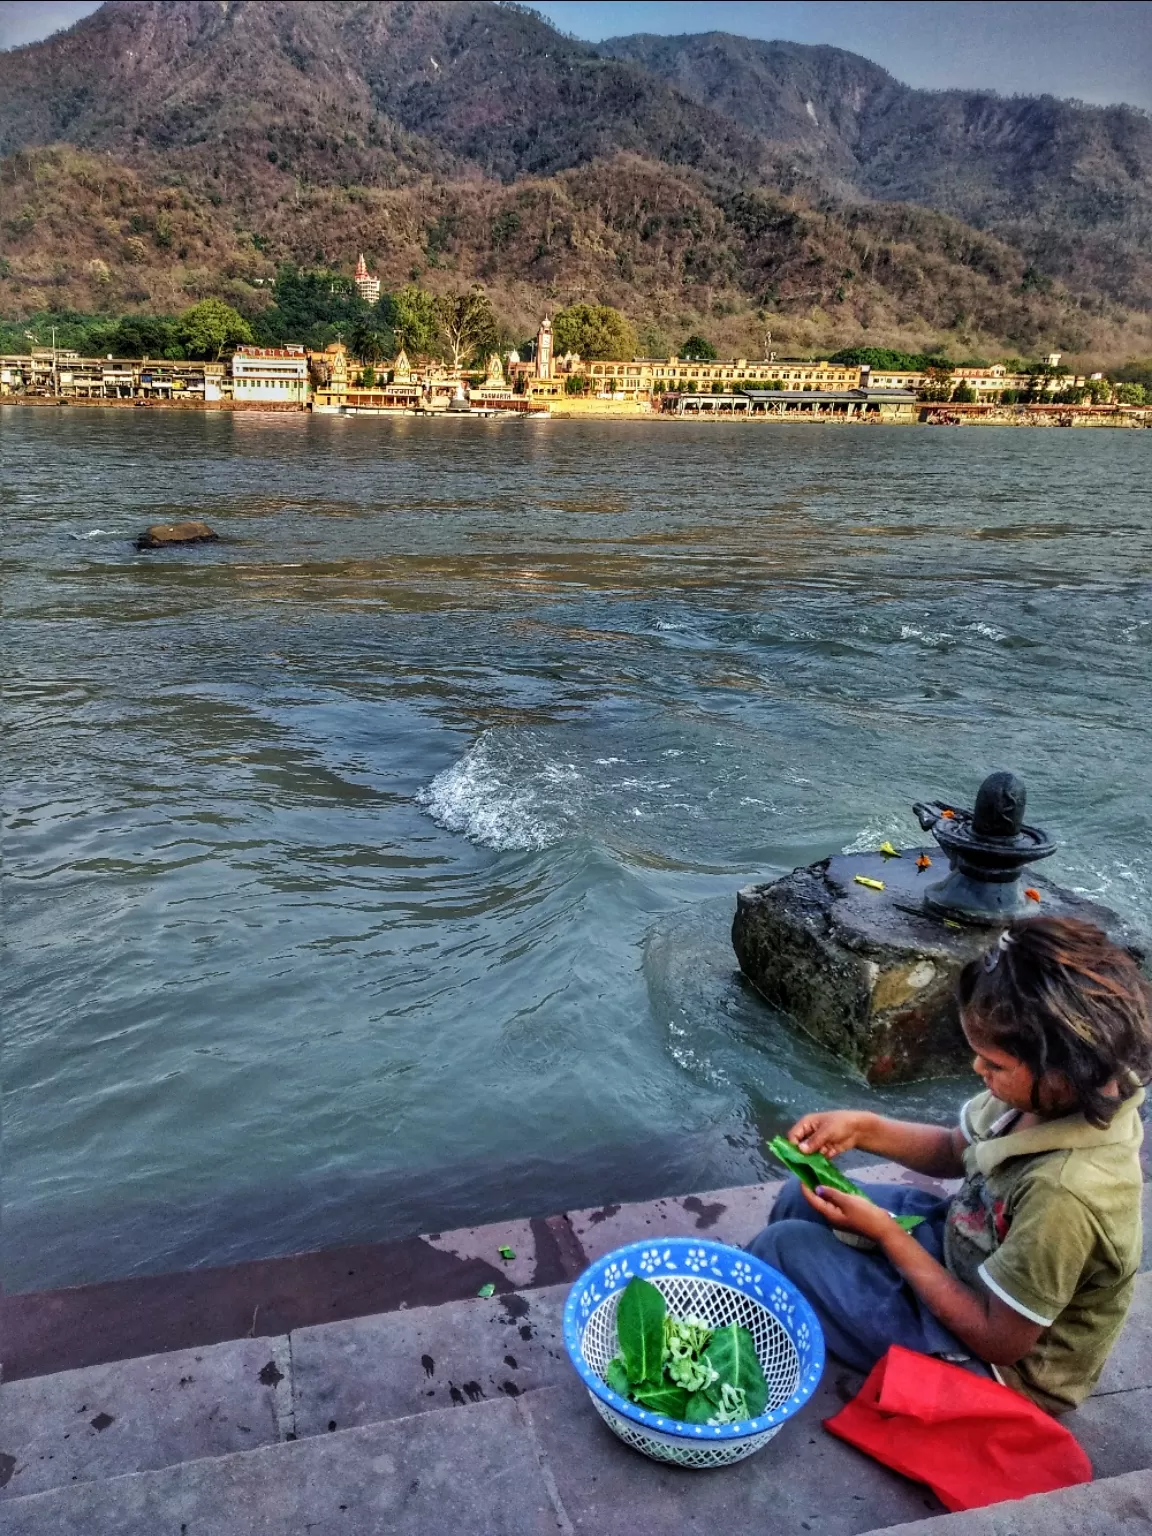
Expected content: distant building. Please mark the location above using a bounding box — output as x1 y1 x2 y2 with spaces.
535 316 553 380
354 253 381 306
231 346 309 405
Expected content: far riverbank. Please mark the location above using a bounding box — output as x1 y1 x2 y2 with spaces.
6 395 1150 428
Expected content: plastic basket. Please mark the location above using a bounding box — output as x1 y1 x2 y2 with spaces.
563 1238 825 1469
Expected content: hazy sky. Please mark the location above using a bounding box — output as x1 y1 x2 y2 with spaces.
2 0 1150 110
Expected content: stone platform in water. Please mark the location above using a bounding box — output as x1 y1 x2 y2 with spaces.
732 849 1143 1084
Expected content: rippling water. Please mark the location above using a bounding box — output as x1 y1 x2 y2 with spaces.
4 407 1151 1290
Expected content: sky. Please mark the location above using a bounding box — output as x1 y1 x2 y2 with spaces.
1 0 1150 110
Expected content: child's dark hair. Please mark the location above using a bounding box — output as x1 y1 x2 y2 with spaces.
957 917 1152 1126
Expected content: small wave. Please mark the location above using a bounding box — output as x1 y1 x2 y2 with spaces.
842 818 909 855
417 732 576 850
964 621 1006 641
69 528 119 540
899 624 952 647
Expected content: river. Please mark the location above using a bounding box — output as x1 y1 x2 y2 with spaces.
4 406 1150 1290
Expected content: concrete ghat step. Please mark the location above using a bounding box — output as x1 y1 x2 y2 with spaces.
3 1216 1150 1504
0 1377 951 1536
858 1469 1152 1535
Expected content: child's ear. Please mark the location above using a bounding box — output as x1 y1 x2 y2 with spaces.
1037 1069 1077 1114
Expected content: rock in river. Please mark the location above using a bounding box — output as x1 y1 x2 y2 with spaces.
136 520 219 550
732 849 1144 1084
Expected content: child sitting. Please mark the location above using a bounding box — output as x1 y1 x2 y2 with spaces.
748 916 1151 1413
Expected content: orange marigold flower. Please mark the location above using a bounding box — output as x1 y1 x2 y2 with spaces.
916 854 932 871
940 808 956 820
1024 887 1041 902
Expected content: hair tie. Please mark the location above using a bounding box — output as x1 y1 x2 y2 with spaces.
983 929 1014 972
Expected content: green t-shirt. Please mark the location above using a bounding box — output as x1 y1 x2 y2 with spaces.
944 1087 1145 1414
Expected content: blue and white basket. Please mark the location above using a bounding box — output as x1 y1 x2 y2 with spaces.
563 1238 825 1469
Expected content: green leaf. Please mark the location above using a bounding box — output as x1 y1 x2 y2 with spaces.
476 1283 496 1299
631 1381 690 1419
616 1276 666 1386
766 1137 862 1196
605 1356 631 1397
703 1325 768 1418
683 1389 716 1423
767 1137 925 1232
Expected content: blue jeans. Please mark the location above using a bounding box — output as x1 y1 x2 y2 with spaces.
747 1178 986 1375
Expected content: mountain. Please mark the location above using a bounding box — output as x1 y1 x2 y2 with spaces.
1 1 1150 363
599 32 1152 309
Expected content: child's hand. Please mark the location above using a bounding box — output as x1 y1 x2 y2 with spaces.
801 1183 895 1244
788 1109 873 1157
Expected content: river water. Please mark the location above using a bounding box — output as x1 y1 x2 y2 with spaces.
4 407 1151 1290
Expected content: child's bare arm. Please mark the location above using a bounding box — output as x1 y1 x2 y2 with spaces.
802 1185 1043 1365
789 1110 966 1179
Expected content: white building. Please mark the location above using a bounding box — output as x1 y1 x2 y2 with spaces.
231 346 309 405
354 253 382 306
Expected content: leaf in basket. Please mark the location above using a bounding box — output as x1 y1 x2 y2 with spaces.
703 1324 768 1418
682 1389 716 1423
605 1356 631 1397
616 1275 666 1386
631 1380 690 1419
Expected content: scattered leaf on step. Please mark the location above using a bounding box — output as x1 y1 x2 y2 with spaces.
878 841 901 858
477 1283 496 1298
499 1247 516 1260
854 875 885 891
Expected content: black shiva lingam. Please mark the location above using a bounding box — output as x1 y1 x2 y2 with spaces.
913 770 1056 926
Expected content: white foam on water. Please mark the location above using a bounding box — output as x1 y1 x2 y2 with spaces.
416 731 577 850
965 620 1006 641
899 623 952 646
842 817 909 855
70 528 118 540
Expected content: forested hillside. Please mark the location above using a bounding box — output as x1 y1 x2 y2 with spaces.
1 1 1150 364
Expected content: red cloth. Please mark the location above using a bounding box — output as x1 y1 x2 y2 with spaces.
824 1346 1092 1512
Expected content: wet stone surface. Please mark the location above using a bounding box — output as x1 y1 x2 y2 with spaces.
732 850 1143 1083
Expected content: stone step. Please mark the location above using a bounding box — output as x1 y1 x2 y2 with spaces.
857 1469 1152 1535
0 1375 947 1536
9 1371 1152 1536
4 1278 1151 1534
0 1284 570 1502
3 1235 1149 1506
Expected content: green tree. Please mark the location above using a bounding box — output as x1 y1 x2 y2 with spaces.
553 303 636 361
919 366 955 402
1115 382 1147 405
436 286 499 371
392 284 442 357
349 319 389 364
106 314 182 358
680 333 717 361
361 364 377 389
177 298 253 360
951 381 976 403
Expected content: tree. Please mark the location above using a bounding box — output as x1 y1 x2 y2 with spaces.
349 319 389 363
177 298 253 360
553 303 636 361
107 314 182 358
392 284 442 357
1115 382 1147 405
919 367 955 402
436 286 498 371
680 333 717 361
951 381 976 403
